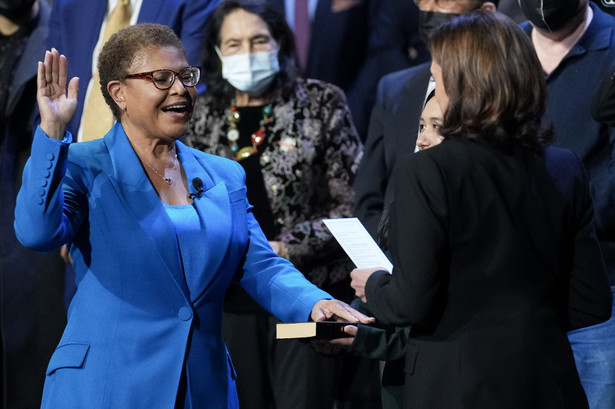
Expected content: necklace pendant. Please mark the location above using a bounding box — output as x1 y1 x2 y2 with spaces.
164 178 172 185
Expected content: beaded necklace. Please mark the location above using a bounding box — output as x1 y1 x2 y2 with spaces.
226 101 273 161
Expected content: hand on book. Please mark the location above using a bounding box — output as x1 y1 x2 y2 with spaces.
310 299 374 325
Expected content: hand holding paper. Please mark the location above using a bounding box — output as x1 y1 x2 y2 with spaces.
349 267 382 303
323 218 392 303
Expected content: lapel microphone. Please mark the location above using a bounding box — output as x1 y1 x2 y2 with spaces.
189 177 204 199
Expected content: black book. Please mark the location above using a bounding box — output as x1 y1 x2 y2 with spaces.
276 321 352 339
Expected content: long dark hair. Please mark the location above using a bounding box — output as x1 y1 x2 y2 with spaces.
201 0 300 110
429 10 553 151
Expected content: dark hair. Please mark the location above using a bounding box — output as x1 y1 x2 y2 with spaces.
98 23 187 120
429 10 553 150
201 0 299 110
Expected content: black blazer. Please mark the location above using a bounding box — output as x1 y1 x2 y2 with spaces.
354 62 431 237
365 139 612 409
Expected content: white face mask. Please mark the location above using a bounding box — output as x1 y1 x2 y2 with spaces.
215 47 280 95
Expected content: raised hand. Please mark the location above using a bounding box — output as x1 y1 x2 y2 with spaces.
37 48 79 140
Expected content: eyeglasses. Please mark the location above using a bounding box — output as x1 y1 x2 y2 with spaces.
413 0 467 10
124 66 201 90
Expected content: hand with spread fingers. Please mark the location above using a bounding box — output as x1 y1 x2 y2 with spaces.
310 302 370 354
311 299 375 324
37 48 79 140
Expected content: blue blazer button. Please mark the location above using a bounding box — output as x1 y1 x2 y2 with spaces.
178 306 192 321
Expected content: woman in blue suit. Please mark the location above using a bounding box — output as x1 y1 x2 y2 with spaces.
14 23 371 409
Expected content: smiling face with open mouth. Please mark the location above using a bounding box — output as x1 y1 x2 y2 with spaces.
119 45 197 143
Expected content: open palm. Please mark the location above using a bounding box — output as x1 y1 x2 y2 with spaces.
37 48 79 139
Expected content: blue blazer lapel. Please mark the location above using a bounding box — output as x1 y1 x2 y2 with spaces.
176 144 234 301
103 124 190 299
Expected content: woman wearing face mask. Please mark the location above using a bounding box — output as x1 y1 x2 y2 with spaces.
183 1 363 408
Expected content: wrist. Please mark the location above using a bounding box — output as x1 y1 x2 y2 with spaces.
278 241 289 260
40 122 67 140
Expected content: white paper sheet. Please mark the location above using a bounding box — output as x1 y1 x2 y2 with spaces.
323 218 393 273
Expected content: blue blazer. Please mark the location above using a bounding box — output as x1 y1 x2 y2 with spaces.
14 123 329 408
46 0 218 136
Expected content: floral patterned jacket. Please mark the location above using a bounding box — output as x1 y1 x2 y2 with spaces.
184 78 363 288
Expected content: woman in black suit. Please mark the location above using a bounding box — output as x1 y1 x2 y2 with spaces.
349 10 612 409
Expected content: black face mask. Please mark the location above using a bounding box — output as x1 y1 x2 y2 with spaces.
0 0 36 21
519 0 585 33
418 11 460 45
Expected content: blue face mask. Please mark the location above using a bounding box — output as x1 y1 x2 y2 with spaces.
215 47 280 95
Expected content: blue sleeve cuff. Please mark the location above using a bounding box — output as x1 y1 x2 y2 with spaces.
36 125 74 144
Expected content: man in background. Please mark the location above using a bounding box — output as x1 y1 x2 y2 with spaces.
267 0 430 141
0 1 66 407
519 1 615 408
354 0 498 237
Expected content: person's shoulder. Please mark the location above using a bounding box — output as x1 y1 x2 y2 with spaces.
544 145 579 160
181 142 237 166
196 92 217 105
418 138 472 158
376 62 431 102
180 142 244 178
543 146 589 198
585 2 615 42
68 138 107 164
590 1 615 26
193 93 220 114
380 62 431 87
301 78 345 96
518 20 532 34
544 146 584 175
298 78 351 108
404 138 484 172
